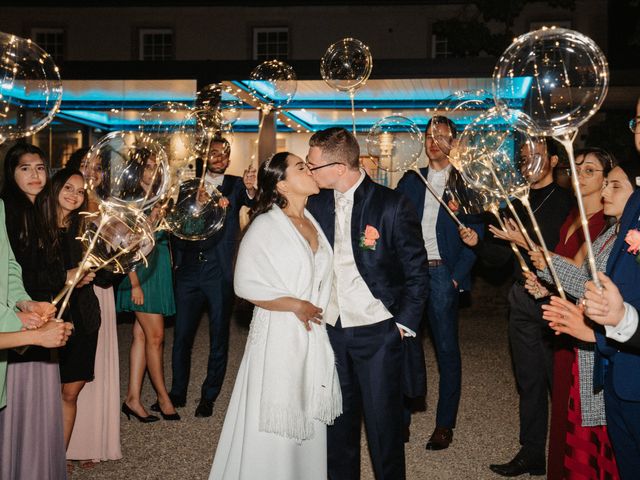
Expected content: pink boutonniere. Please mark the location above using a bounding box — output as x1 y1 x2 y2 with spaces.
625 228 640 263
360 224 380 251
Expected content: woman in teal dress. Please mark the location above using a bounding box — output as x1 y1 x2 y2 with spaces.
117 152 179 422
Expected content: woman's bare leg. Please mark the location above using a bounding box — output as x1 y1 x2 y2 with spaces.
136 312 176 414
124 317 149 416
61 380 87 449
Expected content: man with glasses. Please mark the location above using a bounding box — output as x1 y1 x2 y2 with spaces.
169 138 256 418
306 127 429 480
396 116 483 451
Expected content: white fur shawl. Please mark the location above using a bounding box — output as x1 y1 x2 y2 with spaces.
233 206 342 442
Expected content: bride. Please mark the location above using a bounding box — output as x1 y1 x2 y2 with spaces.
209 152 342 480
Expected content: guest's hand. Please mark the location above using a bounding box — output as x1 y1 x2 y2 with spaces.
67 268 96 288
131 285 144 306
17 311 46 330
582 272 626 327
33 321 73 348
293 300 322 331
197 186 211 205
523 271 550 298
541 296 596 342
528 249 548 271
17 300 56 321
489 218 528 249
77 272 96 288
459 226 478 247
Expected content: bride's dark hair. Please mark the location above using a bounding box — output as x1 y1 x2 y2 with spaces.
250 151 291 220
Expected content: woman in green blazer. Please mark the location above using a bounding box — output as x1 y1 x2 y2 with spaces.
0 198 72 409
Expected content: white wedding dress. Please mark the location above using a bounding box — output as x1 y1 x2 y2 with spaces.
209 207 339 480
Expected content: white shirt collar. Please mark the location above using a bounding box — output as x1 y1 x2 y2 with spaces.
428 163 452 176
335 169 366 203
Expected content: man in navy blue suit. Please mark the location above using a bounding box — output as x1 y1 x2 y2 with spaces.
306 127 429 480
396 116 483 451
169 138 255 417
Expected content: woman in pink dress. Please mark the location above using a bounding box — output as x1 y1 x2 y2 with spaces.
65 149 122 468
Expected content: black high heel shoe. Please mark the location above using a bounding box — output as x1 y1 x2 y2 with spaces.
121 402 159 423
150 401 181 421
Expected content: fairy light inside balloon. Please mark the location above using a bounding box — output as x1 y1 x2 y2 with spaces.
493 27 609 288
0 31 62 143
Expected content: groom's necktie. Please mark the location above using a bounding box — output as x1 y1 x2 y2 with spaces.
335 193 350 237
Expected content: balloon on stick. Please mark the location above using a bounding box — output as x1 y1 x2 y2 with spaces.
168 112 230 241
493 26 609 287
54 133 170 317
247 59 297 136
366 115 463 227
457 107 566 298
429 89 495 169
244 60 296 166
321 38 373 134
54 203 158 318
195 83 243 126
139 101 192 170
83 131 171 212
163 178 227 241
0 31 63 143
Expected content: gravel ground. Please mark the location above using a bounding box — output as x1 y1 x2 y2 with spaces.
72 277 530 480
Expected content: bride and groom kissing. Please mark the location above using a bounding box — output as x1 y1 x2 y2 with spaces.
210 127 429 480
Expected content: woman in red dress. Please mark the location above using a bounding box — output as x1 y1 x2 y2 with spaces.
528 148 618 479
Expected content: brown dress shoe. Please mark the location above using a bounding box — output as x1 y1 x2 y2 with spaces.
425 426 453 450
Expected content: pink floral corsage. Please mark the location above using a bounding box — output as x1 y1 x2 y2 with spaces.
359 225 380 251
625 228 640 264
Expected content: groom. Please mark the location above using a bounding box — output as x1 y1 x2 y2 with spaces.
306 127 429 480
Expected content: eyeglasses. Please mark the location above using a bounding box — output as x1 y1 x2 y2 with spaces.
564 166 604 178
306 161 343 172
630 118 639 134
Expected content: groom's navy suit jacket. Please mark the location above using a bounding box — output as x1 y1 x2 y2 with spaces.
307 175 429 336
597 189 640 401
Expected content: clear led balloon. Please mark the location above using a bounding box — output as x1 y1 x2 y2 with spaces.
494 27 609 289
430 90 495 168
0 32 63 143
195 83 243 125
164 178 227 241
321 38 373 93
80 206 156 274
445 169 498 216
139 101 192 169
366 115 423 173
83 131 171 211
492 27 608 137
139 101 191 137
456 108 544 198
247 60 297 110
180 108 233 161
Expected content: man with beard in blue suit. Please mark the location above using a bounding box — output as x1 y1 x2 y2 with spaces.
169 138 256 418
306 127 429 480
396 116 483 451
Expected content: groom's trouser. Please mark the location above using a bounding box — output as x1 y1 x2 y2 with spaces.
327 318 405 480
